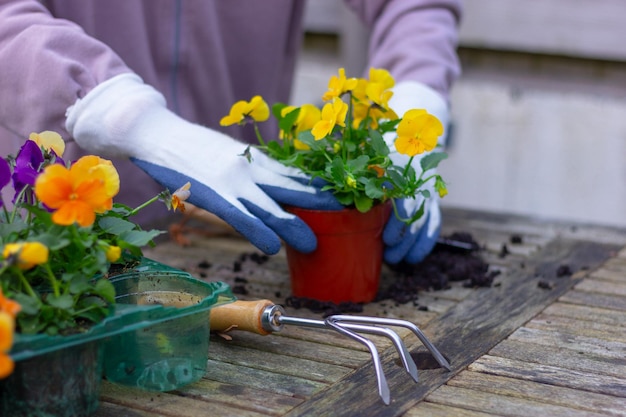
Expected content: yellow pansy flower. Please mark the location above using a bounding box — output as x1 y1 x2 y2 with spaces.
3 242 49 270
105 245 122 262
368 67 395 90
394 109 443 157
322 68 358 101
311 98 348 140
281 104 321 149
220 95 270 126
29 130 65 156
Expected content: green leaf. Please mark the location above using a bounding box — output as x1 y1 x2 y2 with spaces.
78 305 108 323
98 216 137 234
13 293 41 315
94 279 116 303
0 218 28 238
278 107 300 132
420 152 448 172
69 275 91 294
35 233 71 250
364 178 386 199
354 194 374 213
347 155 369 172
119 229 163 246
47 294 74 309
16 314 45 335
368 128 390 156
271 102 288 119
297 131 317 148
335 192 355 206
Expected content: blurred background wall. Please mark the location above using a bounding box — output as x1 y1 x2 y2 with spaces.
293 0 626 228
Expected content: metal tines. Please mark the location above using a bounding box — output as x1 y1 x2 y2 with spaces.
261 305 451 405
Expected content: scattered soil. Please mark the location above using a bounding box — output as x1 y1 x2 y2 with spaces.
379 232 499 306
556 264 573 277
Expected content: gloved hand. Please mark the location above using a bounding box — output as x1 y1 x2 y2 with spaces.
65 73 341 255
383 81 449 264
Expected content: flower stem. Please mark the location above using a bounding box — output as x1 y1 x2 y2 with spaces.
16 269 38 299
253 123 266 147
43 263 60 297
128 195 160 217
403 156 415 177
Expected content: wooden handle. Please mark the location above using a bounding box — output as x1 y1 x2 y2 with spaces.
210 299 275 335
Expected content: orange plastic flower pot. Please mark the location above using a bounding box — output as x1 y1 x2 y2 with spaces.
285 202 392 303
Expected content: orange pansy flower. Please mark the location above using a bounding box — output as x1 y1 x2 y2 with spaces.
34 156 120 227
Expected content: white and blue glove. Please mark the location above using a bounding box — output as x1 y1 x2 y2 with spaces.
65 74 341 255
383 81 449 264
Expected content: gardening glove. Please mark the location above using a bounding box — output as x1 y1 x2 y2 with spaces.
383 81 449 264
65 73 341 255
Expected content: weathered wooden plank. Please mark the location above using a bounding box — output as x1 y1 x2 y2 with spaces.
447 371 626 416
542 302 626 327
177 379 302 416
208 342 354 383
489 339 626 379
591 267 626 282
469 355 626 397
560 289 626 311
370 292 458 315
100 381 269 417
204 359 328 398
575 278 626 296
425 384 610 417
526 313 626 343
405 401 497 417
442 208 626 246
283 239 619 417
95 401 161 417
602 256 626 271
508 327 626 359
360 302 438 327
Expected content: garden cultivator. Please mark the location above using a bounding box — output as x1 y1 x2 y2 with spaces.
210 299 451 405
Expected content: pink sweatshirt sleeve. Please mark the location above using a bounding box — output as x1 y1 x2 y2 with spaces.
344 0 462 100
0 0 130 139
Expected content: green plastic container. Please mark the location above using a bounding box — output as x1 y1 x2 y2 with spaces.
1 341 103 417
8 257 234 399
103 270 234 391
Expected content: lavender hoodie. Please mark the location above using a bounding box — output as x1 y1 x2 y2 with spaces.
0 0 461 223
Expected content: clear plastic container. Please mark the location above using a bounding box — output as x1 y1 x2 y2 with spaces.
103 270 234 391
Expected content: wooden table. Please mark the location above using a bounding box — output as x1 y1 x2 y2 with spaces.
95 208 626 417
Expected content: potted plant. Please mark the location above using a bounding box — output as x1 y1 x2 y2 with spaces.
220 68 448 303
0 131 190 417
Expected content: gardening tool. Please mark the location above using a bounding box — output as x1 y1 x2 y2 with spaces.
210 299 451 405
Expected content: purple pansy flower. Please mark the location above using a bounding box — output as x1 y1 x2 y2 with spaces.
12 140 44 197
0 157 10 208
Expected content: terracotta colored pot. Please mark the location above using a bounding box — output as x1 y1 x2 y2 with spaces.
285 202 392 303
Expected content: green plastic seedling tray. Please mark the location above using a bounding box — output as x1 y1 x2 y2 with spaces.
10 258 234 392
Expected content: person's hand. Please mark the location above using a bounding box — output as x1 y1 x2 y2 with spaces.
383 81 449 264
384 196 441 264
65 74 341 255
